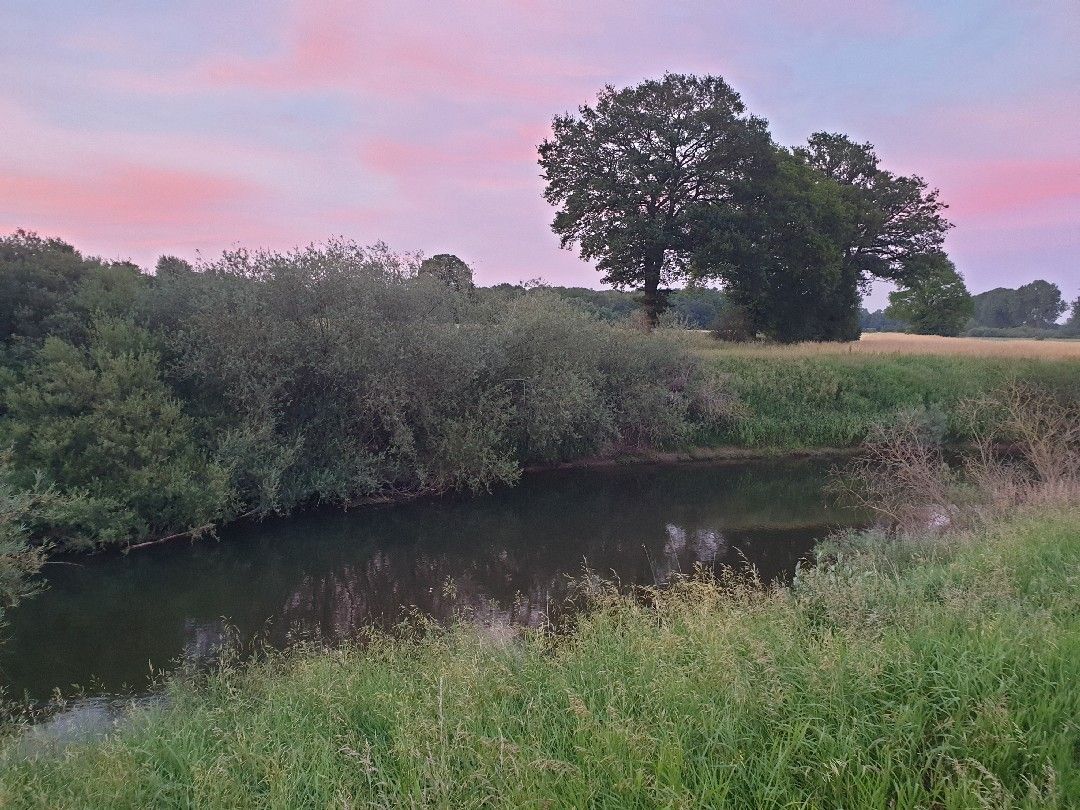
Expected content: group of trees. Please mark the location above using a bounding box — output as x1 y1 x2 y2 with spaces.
970 281 1072 331
882 254 974 336
0 230 734 604
539 73 957 341
487 284 728 329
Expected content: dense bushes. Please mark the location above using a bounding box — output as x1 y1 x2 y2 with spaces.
3 321 232 547
1 230 1076 559
0 234 728 553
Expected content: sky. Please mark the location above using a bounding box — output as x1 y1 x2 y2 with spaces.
1 1 1077 308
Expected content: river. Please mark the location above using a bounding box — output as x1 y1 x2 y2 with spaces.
1 458 864 706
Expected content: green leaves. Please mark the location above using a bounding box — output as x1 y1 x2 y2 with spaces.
1 319 232 548
886 255 973 337
538 78 953 340
539 73 772 325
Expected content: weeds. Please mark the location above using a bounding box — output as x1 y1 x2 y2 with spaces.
843 382 1080 531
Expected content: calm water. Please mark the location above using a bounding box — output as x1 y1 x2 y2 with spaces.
1 458 863 704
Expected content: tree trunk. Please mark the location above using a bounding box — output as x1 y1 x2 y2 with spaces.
641 256 664 330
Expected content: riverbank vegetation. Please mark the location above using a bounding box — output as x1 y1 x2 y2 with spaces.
2 390 1077 807
1 229 1079 615
0 232 734 560
695 343 1080 448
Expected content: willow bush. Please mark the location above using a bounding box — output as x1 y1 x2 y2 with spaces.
0 236 732 550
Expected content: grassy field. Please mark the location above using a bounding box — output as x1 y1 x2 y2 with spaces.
691 331 1080 359
1 508 1077 807
680 332 1080 450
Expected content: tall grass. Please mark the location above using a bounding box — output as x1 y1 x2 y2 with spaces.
1 507 1077 807
697 350 1080 449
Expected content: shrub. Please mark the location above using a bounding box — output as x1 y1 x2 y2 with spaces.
0 320 232 548
168 244 731 513
709 305 755 342
842 381 1080 529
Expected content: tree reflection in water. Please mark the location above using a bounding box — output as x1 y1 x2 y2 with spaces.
1 459 865 702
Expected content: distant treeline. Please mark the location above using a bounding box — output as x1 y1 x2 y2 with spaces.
490 284 728 330
861 280 1079 338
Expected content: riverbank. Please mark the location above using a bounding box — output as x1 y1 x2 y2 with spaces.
696 349 1080 448
3 506 1077 807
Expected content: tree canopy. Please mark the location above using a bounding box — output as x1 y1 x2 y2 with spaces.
884 254 973 336
539 74 771 327
418 253 474 294
971 281 1067 330
539 74 953 341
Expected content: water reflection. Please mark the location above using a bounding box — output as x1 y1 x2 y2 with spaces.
1 458 863 702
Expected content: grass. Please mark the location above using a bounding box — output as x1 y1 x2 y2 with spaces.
681 333 1080 449
690 331 1080 359
1 507 1078 808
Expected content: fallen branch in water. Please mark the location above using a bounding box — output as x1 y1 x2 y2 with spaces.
125 512 257 552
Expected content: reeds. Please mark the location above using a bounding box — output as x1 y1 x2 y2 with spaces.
844 382 1080 529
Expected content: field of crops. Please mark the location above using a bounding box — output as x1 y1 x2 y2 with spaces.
687 330 1080 359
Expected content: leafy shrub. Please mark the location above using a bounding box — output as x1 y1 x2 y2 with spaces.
0 319 232 548
0 471 46 626
163 243 730 515
710 305 755 342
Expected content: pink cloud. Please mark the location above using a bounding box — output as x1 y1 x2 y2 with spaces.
201 0 565 102
0 164 257 229
942 159 1080 218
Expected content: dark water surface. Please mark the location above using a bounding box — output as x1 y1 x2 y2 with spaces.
1 458 863 704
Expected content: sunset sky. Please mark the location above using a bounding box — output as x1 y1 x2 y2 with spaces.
1 1 1077 307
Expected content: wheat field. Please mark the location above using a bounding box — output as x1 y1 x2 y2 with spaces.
689 330 1080 359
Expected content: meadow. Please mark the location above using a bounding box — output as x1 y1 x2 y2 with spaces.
685 332 1080 450
693 330 1080 359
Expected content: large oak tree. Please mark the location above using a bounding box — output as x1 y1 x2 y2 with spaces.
540 75 954 341
539 73 771 327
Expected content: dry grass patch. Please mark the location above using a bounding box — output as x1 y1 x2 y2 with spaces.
689 330 1080 359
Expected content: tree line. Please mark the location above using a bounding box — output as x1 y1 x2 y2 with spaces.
861 279 1079 338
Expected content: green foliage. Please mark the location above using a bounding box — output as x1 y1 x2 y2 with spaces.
539 73 771 326
483 285 728 330
0 228 1073 565
962 326 1074 340
698 149 864 342
796 133 952 288
972 281 1068 330
0 470 47 627
709 304 755 341
417 253 474 294
1065 296 1080 336
158 243 727 515
0 231 102 363
707 131 952 343
3 509 1078 806
0 233 734 558
701 352 1080 448
859 307 908 332
0 320 232 548
538 74 952 339
885 253 973 336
